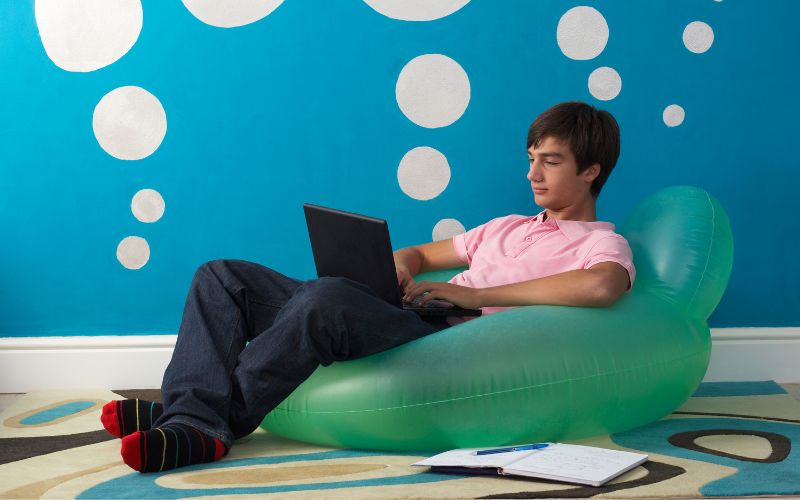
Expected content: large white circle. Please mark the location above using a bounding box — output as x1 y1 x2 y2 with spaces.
588 67 622 101
93 86 167 161
556 6 609 60
117 236 150 269
182 0 284 28
131 189 165 223
397 147 451 200
396 54 471 128
34 0 142 72
362 0 470 21
432 218 466 241
683 21 714 54
663 104 685 127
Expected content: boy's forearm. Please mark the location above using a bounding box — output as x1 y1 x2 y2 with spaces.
476 268 615 308
393 247 423 275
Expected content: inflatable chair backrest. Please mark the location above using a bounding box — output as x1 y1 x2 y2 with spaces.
620 185 734 321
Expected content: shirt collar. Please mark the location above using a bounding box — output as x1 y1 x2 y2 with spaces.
531 210 615 241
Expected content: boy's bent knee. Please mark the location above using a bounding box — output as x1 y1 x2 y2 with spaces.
293 277 368 319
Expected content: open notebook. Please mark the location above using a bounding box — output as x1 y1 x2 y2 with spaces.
412 442 648 487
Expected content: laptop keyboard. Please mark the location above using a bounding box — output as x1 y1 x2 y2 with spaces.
403 294 454 309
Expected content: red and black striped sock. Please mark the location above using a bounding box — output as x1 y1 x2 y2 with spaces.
100 399 163 438
120 424 227 473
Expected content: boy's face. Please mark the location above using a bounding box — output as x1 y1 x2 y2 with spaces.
526 136 599 211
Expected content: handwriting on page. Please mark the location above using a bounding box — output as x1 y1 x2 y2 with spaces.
513 444 637 480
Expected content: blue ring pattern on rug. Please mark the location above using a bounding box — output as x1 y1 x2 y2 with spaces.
19 401 97 425
77 450 464 499
612 418 800 496
691 381 787 398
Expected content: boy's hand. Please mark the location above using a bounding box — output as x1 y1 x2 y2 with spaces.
403 281 482 310
396 266 416 294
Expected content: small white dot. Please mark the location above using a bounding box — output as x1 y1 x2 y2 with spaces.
397 146 451 200
663 104 685 127
557 6 609 60
117 236 150 269
432 218 465 241
683 21 714 53
35 0 142 72
396 54 471 128
93 86 167 160
587 67 621 101
182 0 284 28
131 189 165 223
362 0 470 21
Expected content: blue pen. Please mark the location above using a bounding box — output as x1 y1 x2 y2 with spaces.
473 443 549 455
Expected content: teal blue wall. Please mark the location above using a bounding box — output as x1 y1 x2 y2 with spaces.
1 1 797 336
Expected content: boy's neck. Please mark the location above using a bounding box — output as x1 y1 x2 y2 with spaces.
545 199 597 222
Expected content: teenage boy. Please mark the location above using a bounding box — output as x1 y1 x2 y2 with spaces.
100 101 634 473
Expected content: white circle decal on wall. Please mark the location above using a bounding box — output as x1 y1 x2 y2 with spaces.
396 54 471 129
556 6 609 60
397 147 451 200
663 104 685 127
432 218 466 241
131 189 165 223
362 0 470 21
588 67 622 101
93 86 167 161
34 0 142 72
117 236 150 269
683 21 714 54
182 0 284 28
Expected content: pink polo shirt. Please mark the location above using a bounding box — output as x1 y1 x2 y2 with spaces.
446 211 635 325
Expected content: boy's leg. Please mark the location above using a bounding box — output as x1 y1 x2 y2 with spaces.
227 276 451 440
152 259 304 448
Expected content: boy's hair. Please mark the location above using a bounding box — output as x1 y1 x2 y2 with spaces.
527 101 620 199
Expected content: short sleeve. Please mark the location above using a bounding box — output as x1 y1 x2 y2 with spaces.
451 217 503 266
583 235 636 292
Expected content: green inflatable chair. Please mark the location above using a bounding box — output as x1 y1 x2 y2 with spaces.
261 185 734 451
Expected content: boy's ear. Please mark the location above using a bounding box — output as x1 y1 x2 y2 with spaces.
583 163 601 183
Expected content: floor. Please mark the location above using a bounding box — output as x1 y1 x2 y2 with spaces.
2 385 799 500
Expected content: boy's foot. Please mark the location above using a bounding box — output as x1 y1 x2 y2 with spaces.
101 399 164 438
120 423 227 472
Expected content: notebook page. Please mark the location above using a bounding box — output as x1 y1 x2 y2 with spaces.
413 448 535 468
504 444 647 483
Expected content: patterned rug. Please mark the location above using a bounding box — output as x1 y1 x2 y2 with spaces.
1 381 799 499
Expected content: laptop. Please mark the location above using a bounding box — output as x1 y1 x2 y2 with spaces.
303 203 482 318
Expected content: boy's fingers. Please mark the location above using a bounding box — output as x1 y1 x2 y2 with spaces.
404 284 421 299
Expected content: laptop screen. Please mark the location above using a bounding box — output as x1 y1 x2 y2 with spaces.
303 203 403 307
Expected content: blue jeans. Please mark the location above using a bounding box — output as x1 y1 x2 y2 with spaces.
154 259 452 448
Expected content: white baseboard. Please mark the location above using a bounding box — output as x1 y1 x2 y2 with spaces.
0 335 177 393
704 327 800 383
1 328 798 393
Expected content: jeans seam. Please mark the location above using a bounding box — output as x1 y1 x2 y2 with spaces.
223 315 241 366
220 288 247 364
248 297 285 308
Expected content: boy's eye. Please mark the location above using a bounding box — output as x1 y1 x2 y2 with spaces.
529 157 559 166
